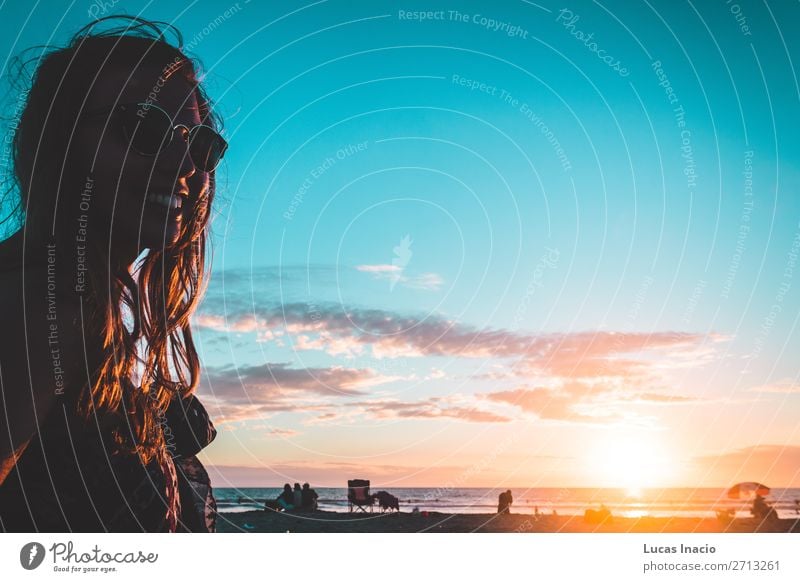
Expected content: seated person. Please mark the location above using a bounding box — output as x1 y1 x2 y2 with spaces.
276 483 295 510
301 483 319 510
293 483 303 508
751 494 777 520
715 508 735 522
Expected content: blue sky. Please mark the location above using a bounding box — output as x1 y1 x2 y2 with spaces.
2 1 800 487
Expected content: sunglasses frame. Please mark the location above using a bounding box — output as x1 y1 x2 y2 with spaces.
82 101 228 172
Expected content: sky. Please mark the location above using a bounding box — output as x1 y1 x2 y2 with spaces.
1 0 800 489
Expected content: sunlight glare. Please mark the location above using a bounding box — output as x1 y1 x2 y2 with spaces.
587 434 676 491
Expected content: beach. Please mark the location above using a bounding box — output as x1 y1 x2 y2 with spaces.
217 510 800 533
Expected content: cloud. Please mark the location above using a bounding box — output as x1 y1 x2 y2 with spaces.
206 361 399 397
204 446 800 489
628 392 699 403
485 385 604 423
263 428 299 438
403 272 445 290
291 393 512 426
205 461 471 488
355 264 402 273
294 331 366 357
198 362 403 424
748 379 800 394
348 397 511 423
195 301 713 380
195 313 265 333
691 445 800 487
484 383 699 424
355 264 444 291
200 401 326 425
193 275 721 428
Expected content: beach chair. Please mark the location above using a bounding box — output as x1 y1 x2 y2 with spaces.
347 479 375 512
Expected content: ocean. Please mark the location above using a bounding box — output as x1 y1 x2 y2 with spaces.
215 487 800 519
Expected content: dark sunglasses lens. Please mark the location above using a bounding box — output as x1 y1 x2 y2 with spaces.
189 126 227 171
120 106 171 155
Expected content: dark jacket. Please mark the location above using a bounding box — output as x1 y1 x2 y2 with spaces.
0 393 217 532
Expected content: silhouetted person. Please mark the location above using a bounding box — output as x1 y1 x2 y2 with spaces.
0 16 227 533
293 483 302 508
497 491 507 513
498 489 513 514
302 482 319 510
751 494 777 521
277 484 294 510
752 494 767 517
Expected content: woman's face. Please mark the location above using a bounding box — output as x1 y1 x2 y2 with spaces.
75 63 209 257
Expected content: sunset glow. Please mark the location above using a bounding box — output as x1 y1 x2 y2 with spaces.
4 1 799 493
587 435 678 492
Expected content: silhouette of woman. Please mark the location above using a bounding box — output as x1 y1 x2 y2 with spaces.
0 16 227 532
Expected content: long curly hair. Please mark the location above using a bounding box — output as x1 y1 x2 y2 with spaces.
1 16 222 464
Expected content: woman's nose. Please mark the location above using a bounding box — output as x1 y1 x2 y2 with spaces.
176 142 196 180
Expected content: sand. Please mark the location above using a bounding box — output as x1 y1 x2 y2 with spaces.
216 509 800 533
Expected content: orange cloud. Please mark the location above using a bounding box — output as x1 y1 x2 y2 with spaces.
198 362 403 424
748 379 800 394
205 460 486 488
195 302 713 385
484 382 699 424
691 445 800 487
349 397 511 423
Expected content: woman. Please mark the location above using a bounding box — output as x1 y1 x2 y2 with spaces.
277 484 295 511
301 482 319 511
293 482 303 508
0 16 227 532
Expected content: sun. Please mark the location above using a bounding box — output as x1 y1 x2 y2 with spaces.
626 486 643 499
586 434 676 492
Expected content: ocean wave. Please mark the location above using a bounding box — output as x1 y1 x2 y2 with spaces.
212 487 800 518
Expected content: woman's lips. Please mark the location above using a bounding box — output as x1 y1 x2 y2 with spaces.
145 193 183 222
146 192 181 209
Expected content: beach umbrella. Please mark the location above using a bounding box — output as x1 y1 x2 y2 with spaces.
726 482 770 499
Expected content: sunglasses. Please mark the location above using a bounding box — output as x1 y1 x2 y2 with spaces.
85 102 228 172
